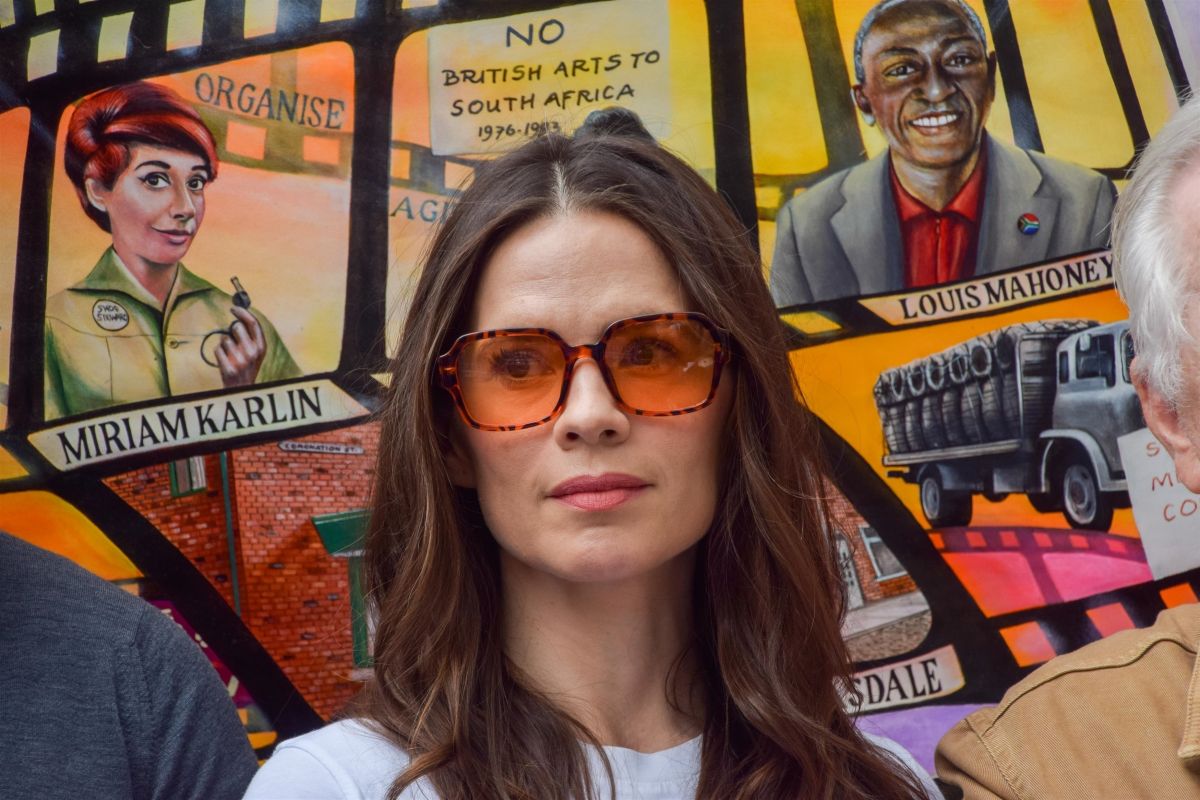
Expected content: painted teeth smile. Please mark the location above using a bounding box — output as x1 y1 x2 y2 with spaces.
911 113 960 127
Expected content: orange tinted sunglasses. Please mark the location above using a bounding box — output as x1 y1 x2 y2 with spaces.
436 312 731 431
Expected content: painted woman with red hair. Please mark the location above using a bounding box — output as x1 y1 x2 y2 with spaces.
44 81 300 419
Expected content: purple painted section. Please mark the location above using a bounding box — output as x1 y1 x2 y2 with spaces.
856 703 984 775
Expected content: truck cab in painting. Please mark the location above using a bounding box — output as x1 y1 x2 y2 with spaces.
1038 321 1143 531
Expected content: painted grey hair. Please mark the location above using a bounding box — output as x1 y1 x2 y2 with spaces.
1112 93 1200 405
853 0 988 84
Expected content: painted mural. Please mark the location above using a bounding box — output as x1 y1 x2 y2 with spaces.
1 0 1198 777
751 0 1200 761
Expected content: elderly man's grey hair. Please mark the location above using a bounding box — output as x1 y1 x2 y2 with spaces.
1112 95 1200 406
853 0 989 84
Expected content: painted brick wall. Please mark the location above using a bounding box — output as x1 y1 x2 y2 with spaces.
827 485 918 603
231 421 381 719
105 454 237 608
876 573 918 598
109 422 381 720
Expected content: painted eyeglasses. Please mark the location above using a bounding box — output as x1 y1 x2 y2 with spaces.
436 312 732 431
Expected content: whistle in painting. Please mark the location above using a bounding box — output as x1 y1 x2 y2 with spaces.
231 277 251 309
200 277 255 367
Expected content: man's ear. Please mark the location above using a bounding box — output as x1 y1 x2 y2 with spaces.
1133 358 1200 493
442 423 476 489
851 85 876 126
84 177 109 214
986 51 998 100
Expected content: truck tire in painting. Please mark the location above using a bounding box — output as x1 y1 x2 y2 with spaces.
941 387 966 446
877 375 908 454
973 341 1010 441
904 398 926 452
919 470 972 528
1059 450 1114 532
995 331 1023 436
960 382 986 444
980 374 1010 440
902 365 926 451
921 395 947 449
920 357 947 449
943 346 971 445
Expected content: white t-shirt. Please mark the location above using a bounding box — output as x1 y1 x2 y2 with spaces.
243 719 941 799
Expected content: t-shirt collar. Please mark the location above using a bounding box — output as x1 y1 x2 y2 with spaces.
586 734 700 788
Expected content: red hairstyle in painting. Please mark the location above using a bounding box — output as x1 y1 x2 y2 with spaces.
65 81 219 232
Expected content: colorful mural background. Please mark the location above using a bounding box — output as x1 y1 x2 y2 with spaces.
2 0 1198 774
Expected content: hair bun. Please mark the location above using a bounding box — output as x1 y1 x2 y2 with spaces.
575 107 655 142
83 95 123 142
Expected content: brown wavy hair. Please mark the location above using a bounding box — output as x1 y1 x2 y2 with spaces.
358 122 929 799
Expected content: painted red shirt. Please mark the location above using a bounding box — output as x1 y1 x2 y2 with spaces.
890 152 987 289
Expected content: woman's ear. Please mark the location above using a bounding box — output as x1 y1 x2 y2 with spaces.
84 177 109 213
442 423 477 488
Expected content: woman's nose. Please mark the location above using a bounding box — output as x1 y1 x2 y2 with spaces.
553 360 631 447
169 184 196 220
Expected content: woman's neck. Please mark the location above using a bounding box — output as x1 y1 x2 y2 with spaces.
112 242 178 307
500 550 705 752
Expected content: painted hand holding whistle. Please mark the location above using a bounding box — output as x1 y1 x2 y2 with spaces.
200 277 268 388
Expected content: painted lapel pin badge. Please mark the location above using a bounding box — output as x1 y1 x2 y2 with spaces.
1017 213 1041 235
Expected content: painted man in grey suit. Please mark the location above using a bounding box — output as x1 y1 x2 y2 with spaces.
770 0 1117 307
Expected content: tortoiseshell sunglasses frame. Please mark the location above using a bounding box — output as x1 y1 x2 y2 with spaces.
436 312 732 431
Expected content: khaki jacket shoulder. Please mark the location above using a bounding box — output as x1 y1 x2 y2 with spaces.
936 604 1200 799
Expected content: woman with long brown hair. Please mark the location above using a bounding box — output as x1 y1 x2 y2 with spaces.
245 109 938 799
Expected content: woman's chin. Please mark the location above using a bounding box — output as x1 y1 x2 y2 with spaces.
499 544 641 586
554 550 649 584
503 540 695 588
559 557 646 584
158 245 192 264
136 242 192 266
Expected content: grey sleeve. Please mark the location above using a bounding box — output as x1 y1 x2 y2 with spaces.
1089 176 1118 248
118 605 259 800
769 200 814 308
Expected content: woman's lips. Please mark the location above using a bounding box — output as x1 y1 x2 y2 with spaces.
155 228 193 245
549 473 649 511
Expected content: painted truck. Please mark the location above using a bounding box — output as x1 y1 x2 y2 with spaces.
874 320 1143 532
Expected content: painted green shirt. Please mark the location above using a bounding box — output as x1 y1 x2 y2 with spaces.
44 248 301 420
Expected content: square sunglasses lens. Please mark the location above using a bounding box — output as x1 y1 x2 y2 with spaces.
458 334 565 427
604 319 719 413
